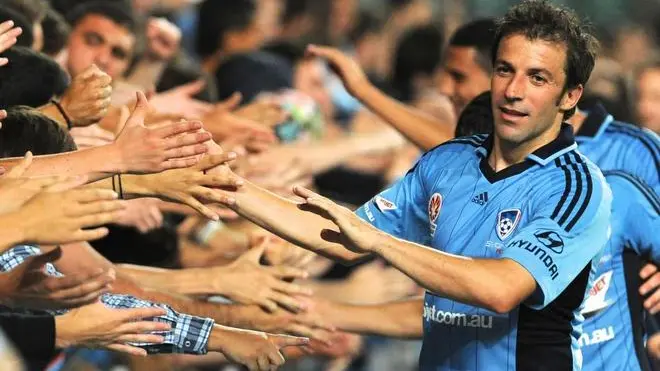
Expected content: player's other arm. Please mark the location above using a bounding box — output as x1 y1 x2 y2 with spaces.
374 236 537 314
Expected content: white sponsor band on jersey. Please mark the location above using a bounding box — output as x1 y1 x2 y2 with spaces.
423 303 493 329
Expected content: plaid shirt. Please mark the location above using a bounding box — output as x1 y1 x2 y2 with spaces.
0 245 214 355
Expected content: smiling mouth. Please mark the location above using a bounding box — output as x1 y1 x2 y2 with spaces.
499 106 528 117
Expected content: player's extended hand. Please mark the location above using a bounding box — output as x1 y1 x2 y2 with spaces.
112 91 211 173
293 185 382 253
305 45 369 97
54 301 171 356
212 239 311 312
640 263 660 314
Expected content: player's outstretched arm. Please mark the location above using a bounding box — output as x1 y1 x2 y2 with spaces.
293 184 610 314
226 180 370 265
307 45 455 151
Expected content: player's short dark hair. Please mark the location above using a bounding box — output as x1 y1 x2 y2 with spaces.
65 0 138 37
196 0 257 58
5 0 48 23
492 0 598 117
0 46 70 108
392 24 444 102
0 6 33 48
455 91 494 137
41 7 70 57
0 106 77 158
449 18 497 73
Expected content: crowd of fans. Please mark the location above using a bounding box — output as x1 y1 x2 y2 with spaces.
0 0 657 370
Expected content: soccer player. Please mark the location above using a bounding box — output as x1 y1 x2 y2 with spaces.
449 91 660 369
217 1 612 369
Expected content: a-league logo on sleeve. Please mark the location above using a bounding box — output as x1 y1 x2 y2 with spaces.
428 193 443 236
496 209 521 240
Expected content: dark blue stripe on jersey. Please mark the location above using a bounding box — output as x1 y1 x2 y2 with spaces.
558 153 584 228
552 155 573 220
606 123 660 172
566 152 593 232
551 153 590 231
604 170 660 215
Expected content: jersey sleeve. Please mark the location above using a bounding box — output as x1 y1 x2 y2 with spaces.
501 167 613 309
607 173 660 262
354 153 432 245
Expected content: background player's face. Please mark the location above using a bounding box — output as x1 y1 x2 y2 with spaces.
491 34 581 145
439 46 491 116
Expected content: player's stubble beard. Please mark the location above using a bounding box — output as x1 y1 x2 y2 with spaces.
494 87 568 160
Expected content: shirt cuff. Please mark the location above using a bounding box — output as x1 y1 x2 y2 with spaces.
140 306 214 355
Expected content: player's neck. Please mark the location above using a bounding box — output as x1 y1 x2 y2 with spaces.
489 123 562 171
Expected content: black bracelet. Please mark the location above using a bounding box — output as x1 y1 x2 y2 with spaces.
50 99 73 130
111 174 117 193
117 174 124 200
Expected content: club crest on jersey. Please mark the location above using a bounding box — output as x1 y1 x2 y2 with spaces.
496 209 521 240
374 196 397 212
428 193 443 236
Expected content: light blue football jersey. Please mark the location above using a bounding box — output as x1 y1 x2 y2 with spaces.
356 124 612 370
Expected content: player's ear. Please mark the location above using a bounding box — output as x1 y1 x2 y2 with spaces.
559 84 583 113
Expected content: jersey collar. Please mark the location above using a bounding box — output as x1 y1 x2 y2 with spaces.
475 123 578 183
575 101 613 142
